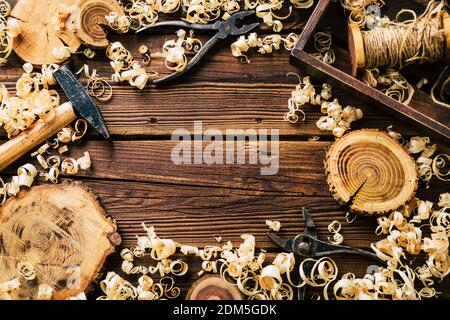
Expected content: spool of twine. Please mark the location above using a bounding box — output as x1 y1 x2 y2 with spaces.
348 1 450 76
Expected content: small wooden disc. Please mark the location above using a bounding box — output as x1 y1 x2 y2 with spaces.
348 23 365 77
73 0 124 48
9 0 81 65
186 275 243 300
0 181 120 300
325 130 418 216
441 11 450 64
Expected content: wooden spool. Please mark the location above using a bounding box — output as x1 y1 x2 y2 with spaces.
73 0 124 49
186 275 243 300
0 181 120 300
325 130 418 216
348 10 450 77
9 0 81 65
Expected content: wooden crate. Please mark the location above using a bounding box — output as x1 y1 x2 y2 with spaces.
291 0 450 143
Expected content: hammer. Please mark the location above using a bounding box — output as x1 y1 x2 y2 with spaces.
0 65 110 172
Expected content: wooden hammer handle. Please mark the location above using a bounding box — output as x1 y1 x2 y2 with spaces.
0 102 77 172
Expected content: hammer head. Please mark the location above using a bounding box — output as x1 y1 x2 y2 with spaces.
54 65 110 140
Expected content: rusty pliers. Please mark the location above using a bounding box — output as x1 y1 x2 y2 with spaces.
268 207 381 300
136 10 259 84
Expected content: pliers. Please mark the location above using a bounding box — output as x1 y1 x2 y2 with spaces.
137 10 260 84
267 207 381 300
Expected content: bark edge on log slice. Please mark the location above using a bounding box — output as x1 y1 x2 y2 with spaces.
325 129 418 216
186 275 243 300
0 180 120 300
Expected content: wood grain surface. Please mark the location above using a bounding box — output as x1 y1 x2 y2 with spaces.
2 0 449 299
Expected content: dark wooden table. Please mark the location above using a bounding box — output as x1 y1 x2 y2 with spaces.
2 0 449 299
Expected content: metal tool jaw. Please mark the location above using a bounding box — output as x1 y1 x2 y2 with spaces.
267 207 382 300
268 207 380 259
137 11 259 84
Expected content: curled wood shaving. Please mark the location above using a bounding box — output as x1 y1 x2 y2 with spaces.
17 261 36 281
327 220 344 245
362 68 414 105
386 132 450 186
312 31 335 65
151 29 203 72
266 220 281 232
340 0 387 29
231 32 299 63
284 75 363 137
107 42 154 89
0 65 60 138
0 1 17 66
255 0 292 32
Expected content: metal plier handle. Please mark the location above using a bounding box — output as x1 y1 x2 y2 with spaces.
268 207 381 300
137 11 260 84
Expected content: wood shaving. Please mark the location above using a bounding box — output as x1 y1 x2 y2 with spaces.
312 31 335 65
151 29 203 72
340 0 387 29
334 195 449 300
386 132 450 186
284 75 363 137
17 261 36 281
266 220 281 232
107 42 153 90
0 1 17 66
231 32 299 63
0 64 60 138
362 68 414 105
327 220 344 245
255 0 292 32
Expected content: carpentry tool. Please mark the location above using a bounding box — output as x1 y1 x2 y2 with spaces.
0 65 110 172
137 10 260 84
267 207 381 300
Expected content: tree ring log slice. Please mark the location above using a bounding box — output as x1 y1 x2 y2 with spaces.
9 0 81 65
186 275 243 300
325 129 418 216
73 0 125 49
0 181 120 300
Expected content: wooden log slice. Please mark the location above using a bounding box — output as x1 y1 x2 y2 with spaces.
186 275 243 300
9 0 81 65
73 0 124 49
325 129 418 216
0 181 120 300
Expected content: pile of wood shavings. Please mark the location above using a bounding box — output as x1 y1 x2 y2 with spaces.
0 63 92 204
284 75 363 137
94 194 450 300
231 32 299 63
106 0 313 31
387 126 449 187
0 0 18 66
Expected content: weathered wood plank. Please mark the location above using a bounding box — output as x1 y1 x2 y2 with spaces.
79 178 449 299
0 34 419 138
2 140 439 200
